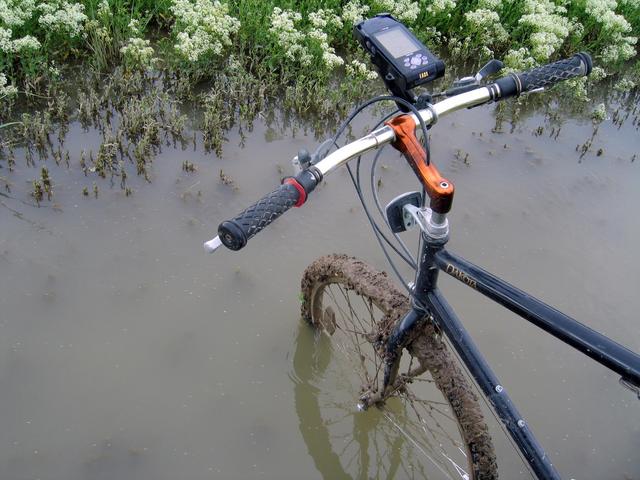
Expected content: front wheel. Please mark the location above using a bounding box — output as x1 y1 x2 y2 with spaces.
299 254 498 479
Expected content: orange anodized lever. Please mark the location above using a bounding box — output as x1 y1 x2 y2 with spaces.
386 115 454 214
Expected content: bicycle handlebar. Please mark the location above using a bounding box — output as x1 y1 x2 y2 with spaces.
218 183 300 250
213 169 321 251
491 52 592 101
205 53 592 253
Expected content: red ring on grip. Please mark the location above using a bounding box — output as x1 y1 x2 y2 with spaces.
283 178 306 207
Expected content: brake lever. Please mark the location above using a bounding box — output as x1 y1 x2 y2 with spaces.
293 138 335 173
439 59 505 99
475 59 504 83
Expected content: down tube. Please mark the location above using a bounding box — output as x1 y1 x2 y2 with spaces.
426 289 561 480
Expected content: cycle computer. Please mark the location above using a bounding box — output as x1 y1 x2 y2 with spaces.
354 14 445 108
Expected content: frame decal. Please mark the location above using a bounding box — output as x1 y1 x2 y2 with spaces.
445 263 477 289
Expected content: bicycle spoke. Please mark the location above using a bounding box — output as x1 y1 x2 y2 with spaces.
382 410 462 480
323 283 468 477
403 391 469 467
327 288 370 358
325 285 386 391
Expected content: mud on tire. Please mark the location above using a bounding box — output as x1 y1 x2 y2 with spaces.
300 253 498 479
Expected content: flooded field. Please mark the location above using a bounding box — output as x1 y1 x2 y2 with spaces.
1 89 639 479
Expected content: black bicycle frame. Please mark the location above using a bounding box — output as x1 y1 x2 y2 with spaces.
393 236 640 480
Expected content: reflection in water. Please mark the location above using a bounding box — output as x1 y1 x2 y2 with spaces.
0 79 638 479
292 322 477 480
292 323 408 480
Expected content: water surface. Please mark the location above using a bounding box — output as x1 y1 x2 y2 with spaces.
1 93 639 479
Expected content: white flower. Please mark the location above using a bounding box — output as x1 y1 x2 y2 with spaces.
613 77 636 92
322 46 344 68
0 26 12 52
121 37 155 68
585 0 617 18
426 0 456 14
128 18 140 35
346 59 378 80
11 35 41 52
0 72 18 98
570 20 584 39
530 31 559 59
503 47 537 71
518 0 571 61
465 8 509 45
269 7 303 45
97 0 111 19
374 0 420 23
269 8 306 63
590 66 607 81
308 8 342 30
48 63 60 77
342 0 369 25
171 0 240 63
307 28 328 43
0 0 36 27
175 30 219 61
565 76 589 102
583 0 637 62
38 1 87 37
601 41 636 63
269 7 345 71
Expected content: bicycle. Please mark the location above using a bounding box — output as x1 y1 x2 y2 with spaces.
204 16 640 480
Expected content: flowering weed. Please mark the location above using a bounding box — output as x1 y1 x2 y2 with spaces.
0 0 638 130
170 0 239 76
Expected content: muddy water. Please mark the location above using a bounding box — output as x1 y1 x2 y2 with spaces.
1 94 639 480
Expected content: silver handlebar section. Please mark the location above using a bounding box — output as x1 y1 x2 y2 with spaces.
204 86 492 253
314 125 395 175
313 87 492 177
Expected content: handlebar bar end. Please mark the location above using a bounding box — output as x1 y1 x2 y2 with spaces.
204 236 223 253
576 51 593 75
218 221 248 251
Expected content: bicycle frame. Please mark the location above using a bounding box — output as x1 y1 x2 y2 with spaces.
373 100 640 479
206 75 640 478
384 225 640 479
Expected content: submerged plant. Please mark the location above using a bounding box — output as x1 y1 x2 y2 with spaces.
30 165 51 203
40 166 51 199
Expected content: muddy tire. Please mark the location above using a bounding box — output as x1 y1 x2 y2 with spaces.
299 253 498 479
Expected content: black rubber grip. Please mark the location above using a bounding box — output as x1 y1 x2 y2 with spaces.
218 183 299 251
492 52 592 100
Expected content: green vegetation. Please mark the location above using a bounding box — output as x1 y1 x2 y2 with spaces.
0 0 638 204
1 0 638 98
